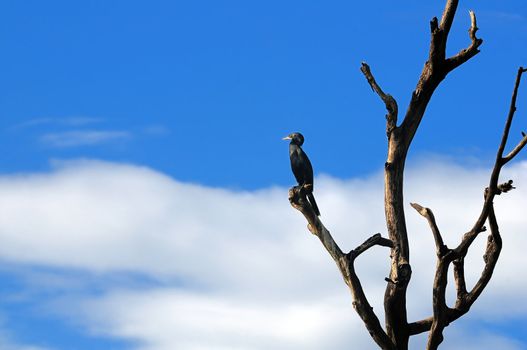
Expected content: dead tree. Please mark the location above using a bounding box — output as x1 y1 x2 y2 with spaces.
287 1 527 349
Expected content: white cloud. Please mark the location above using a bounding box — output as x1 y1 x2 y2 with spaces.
40 130 130 147
75 289 362 350
0 159 526 349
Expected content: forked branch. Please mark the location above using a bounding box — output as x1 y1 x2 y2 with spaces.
288 187 395 350
410 203 453 349
408 67 526 346
445 10 483 72
459 66 526 254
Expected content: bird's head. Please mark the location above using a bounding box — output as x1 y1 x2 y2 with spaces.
282 132 304 146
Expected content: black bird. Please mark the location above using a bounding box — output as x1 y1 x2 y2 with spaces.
283 132 320 216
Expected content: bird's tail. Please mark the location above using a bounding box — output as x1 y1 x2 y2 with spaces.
307 192 321 216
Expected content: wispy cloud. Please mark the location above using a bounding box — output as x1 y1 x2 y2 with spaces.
0 322 52 350
479 10 526 22
143 125 170 136
0 159 526 349
10 117 102 131
40 130 131 148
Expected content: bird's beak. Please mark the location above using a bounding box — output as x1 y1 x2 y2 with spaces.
282 135 292 140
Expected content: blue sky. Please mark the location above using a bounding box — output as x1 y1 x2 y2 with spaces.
0 1 527 349
2 0 526 188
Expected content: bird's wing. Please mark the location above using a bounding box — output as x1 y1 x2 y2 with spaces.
300 148 314 185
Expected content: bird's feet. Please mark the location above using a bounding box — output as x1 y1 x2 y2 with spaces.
302 183 313 192
288 185 302 204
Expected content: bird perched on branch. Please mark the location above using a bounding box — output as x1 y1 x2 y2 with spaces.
283 132 320 216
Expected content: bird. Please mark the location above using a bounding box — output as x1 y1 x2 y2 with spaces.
283 132 320 216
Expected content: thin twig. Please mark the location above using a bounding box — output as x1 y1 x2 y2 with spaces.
410 203 447 256
445 10 483 72
349 233 394 261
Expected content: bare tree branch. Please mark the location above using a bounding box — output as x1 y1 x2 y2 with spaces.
410 203 447 256
439 0 458 37
445 10 483 72
452 256 467 304
360 62 399 136
409 202 452 349
401 6 482 150
409 197 507 340
408 67 526 342
464 204 503 306
426 259 451 350
502 67 527 163
458 67 526 255
288 186 343 260
497 67 527 162
349 233 394 260
408 317 433 336
497 180 516 194
361 58 409 349
288 187 395 350
503 134 527 163
374 4 484 339
412 202 504 340
344 233 396 350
